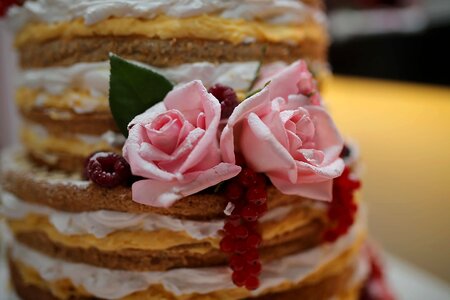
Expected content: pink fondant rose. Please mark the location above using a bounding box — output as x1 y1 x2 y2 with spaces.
124 81 241 207
221 61 344 201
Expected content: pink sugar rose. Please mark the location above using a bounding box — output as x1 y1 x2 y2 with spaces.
123 80 241 207
220 61 344 201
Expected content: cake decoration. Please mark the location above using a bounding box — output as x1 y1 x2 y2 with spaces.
109 54 174 136
221 61 345 201
122 79 242 208
1 1 394 299
84 152 131 188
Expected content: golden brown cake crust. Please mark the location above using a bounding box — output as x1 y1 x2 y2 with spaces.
19 37 326 69
13 219 324 271
1 151 313 219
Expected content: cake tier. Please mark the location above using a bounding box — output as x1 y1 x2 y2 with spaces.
9 0 330 172
1 149 367 299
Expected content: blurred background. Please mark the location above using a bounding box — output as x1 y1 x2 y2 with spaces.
324 0 450 285
0 0 449 291
327 0 450 85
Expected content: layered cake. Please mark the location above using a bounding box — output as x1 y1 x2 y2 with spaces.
0 1 393 299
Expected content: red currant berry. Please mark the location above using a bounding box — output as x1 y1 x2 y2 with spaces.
219 235 235 253
86 152 131 188
245 275 260 290
229 255 246 271
246 233 262 249
246 186 267 205
238 168 257 187
244 249 259 263
247 261 262 275
256 202 268 217
208 84 239 119
241 205 259 222
234 240 248 254
234 225 249 239
232 271 247 287
226 214 241 226
225 182 243 202
223 222 237 235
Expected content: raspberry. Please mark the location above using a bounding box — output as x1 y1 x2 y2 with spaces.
244 275 260 290
208 84 239 119
86 152 131 188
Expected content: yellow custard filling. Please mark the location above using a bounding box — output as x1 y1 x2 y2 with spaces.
21 126 118 158
8 215 216 252
11 234 364 300
6 204 320 252
16 15 327 47
16 88 109 114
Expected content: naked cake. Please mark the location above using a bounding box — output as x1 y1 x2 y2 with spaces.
0 1 394 299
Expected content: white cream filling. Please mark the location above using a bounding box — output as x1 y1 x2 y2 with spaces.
19 60 260 97
10 215 363 298
7 0 326 30
24 122 125 148
0 191 305 240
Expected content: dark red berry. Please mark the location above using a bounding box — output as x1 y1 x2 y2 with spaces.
219 236 235 253
246 186 267 205
232 271 247 287
246 233 262 249
208 84 239 119
234 225 249 239
256 202 268 217
86 152 131 188
226 214 241 226
234 240 248 254
223 222 237 235
229 255 246 271
0 0 22 17
241 205 259 222
225 181 243 202
244 249 259 263
245 275 260 290
247 261 262 275
238 168 258 187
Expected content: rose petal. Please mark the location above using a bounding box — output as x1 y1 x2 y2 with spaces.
269 175 335 201
131 163 242 207
241 113 297 182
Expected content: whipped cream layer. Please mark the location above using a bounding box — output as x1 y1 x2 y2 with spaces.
19 61 260 97
11 216 363 299
24 122 125 148
1 191 304 240
7 0 326 30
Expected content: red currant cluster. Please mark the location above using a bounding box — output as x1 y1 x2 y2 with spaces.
0 0 23 17
324 167 361 242
360 247 396 300
208 84 239 119
219 166 267 290
84 151 132 188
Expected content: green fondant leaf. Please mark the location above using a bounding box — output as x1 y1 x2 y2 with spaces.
109 54 174 136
